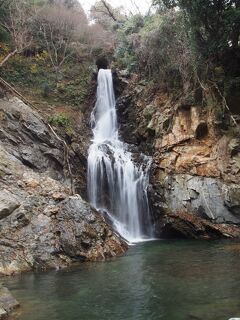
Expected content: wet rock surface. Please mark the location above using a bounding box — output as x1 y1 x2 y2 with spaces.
0 92 127 275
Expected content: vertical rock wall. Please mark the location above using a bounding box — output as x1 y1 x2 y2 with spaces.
116 73 240 239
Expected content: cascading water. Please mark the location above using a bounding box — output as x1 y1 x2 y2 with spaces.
87 69 152 242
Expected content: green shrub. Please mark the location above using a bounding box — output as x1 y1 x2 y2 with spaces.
48 113 71 127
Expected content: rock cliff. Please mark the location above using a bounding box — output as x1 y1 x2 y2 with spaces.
0 86 127 276
116 74 240 239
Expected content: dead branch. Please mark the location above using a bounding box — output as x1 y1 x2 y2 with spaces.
0 49 17 67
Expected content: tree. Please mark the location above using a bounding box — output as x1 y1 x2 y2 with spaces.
0 0 33 67
135 10 193 88
153 0 240 64
86 22 115 56
35 3 87 74
90 0 126 30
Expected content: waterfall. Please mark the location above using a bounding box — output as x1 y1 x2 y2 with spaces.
87 69 152 243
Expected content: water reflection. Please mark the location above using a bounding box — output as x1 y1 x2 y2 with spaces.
4 240 240 320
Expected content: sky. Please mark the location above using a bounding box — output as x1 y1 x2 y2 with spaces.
79 0 153 15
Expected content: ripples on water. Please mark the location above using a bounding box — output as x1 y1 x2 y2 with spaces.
4 240 240 320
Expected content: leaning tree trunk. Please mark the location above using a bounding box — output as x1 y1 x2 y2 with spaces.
0 49 18 67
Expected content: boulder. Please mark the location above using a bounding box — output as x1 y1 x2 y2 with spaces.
0 193 127 275
0 191 19 220
0 151 128 274
0 307 7 319
0 286 19 313
224 186 240 215
0 285 19 319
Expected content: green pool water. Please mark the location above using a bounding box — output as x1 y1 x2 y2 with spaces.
3 240 240 320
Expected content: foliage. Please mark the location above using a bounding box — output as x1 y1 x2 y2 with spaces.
113 0 240 101
0 0 108 111
0 51 91 109
0 0 33 52
90 1 126 30
114 14 144 71
48 112 71 126
153 0 240 75
34 3 88 73
0 0 239 127
138 11 193 87
115 11 193 88
56 65 90 107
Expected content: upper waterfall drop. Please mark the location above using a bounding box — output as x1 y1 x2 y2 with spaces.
87 69 152 243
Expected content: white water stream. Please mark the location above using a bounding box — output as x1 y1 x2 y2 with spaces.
87 69 152 242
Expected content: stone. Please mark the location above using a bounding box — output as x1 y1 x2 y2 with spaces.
44 206 59 217
229 138 240 156
0 307 7 319
154 210 240 239
0 96 65 180
52 192 66 201
0 285 19 312
0 174 127 275
114 73 240 239
224 186 240 215
24 178 40 188
0 190 19 220
161 174 240 224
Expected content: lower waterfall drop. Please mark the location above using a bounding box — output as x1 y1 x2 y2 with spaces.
87 69 152 242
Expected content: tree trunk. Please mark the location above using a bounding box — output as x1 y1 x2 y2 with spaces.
0 49 18 67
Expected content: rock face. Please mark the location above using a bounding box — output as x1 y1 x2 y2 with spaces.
0 92 91 198
0 285 19 319
155 174 240 224
0 96 64 180
0 90 127 275
116 74 240 238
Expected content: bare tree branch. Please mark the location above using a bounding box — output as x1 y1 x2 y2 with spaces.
0 49 17 67
100 0 118 22
0 0 33 67
36 4 84 74
130 0 141 15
